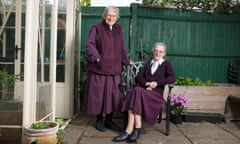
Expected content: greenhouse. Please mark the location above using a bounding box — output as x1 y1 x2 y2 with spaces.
0 0 80 142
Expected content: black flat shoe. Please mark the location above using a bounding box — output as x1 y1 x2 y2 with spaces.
113 131 130 142
128 127 144 142
104 120 121 131
95 120 106 132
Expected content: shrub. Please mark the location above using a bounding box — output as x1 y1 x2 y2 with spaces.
176 77 215 86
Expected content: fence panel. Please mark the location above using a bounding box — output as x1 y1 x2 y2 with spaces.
132 4 240 83
80 5 240 83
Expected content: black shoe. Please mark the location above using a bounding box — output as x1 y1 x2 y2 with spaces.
113 131 130 142
95 120 106 132
128 127 144 142
104 120 121 131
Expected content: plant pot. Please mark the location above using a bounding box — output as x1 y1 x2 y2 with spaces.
22 121 59 144
170 114 183 124
184 112 223 123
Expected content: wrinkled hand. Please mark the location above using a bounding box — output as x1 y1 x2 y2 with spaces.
145 81 158 90
146 87 152 91
150 81 157 88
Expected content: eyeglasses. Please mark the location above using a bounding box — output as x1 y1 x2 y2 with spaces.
154 50 165 53
107 15 117 18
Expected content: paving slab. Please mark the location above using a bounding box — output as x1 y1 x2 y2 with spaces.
218 121 240 139
63 125 83 144
178 122 238 140
80 137 130 144
63 112 240 144
190 138 240 144
84 125 119 138
137 130 191 144
177 122 240 144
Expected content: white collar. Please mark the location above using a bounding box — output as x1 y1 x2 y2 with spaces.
151 59 165 65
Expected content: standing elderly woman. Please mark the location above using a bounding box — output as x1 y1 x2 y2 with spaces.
113 42 176 142
83 6 131 132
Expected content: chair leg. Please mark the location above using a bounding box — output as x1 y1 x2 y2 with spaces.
122 111 128 130
165 98 171 136
158 108 163 123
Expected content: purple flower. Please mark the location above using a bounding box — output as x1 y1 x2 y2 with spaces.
170 94 189 115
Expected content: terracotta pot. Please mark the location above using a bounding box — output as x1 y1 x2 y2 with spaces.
22 121 58 144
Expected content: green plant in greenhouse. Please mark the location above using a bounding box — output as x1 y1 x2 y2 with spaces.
0 69 21 101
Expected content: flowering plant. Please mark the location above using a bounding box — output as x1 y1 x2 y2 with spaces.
170 94 189 115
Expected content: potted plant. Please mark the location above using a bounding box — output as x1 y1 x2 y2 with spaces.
23 121 59 144
170 94 189 124
22 119 69 144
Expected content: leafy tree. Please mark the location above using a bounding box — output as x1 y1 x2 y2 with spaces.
80 0 91 6
142 0 240 13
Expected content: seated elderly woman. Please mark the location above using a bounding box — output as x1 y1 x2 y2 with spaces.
113 42 176 142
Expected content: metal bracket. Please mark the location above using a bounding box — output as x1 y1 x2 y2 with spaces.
15 45 21 60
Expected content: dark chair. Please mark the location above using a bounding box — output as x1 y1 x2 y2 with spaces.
121 61 174 136
228 59 240 84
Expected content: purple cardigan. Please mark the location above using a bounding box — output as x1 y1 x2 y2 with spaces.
135 60 176 94
85 20 130 75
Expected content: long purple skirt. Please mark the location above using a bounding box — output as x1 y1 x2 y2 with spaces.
122 86 165 125
83 72 122 115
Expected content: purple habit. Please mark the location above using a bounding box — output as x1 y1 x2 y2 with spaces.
121 60 176 125
83 20 130 115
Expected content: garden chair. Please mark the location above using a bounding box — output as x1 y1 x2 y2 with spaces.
121 61 174 136
228 59 240 84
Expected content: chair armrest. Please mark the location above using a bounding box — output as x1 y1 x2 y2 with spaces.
168 83 174 89
166 83 174 100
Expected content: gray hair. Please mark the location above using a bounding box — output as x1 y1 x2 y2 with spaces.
102 6 120 19
152 42 167 52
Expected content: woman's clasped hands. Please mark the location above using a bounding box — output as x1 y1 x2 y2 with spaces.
145 81 158 91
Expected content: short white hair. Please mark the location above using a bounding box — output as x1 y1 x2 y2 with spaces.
102 6 120 19
152 42 167 52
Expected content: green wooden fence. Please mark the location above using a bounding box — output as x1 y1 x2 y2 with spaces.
81 4 240 83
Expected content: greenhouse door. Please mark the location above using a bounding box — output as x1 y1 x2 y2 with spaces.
0 0 24 143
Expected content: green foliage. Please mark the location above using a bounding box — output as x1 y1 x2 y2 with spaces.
80 0 91 6
0 69 21 101
56 118 69 144
56 118 67 127
176 77 215 86
142 0 240 13
57 129 68 144
30 121 51 129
